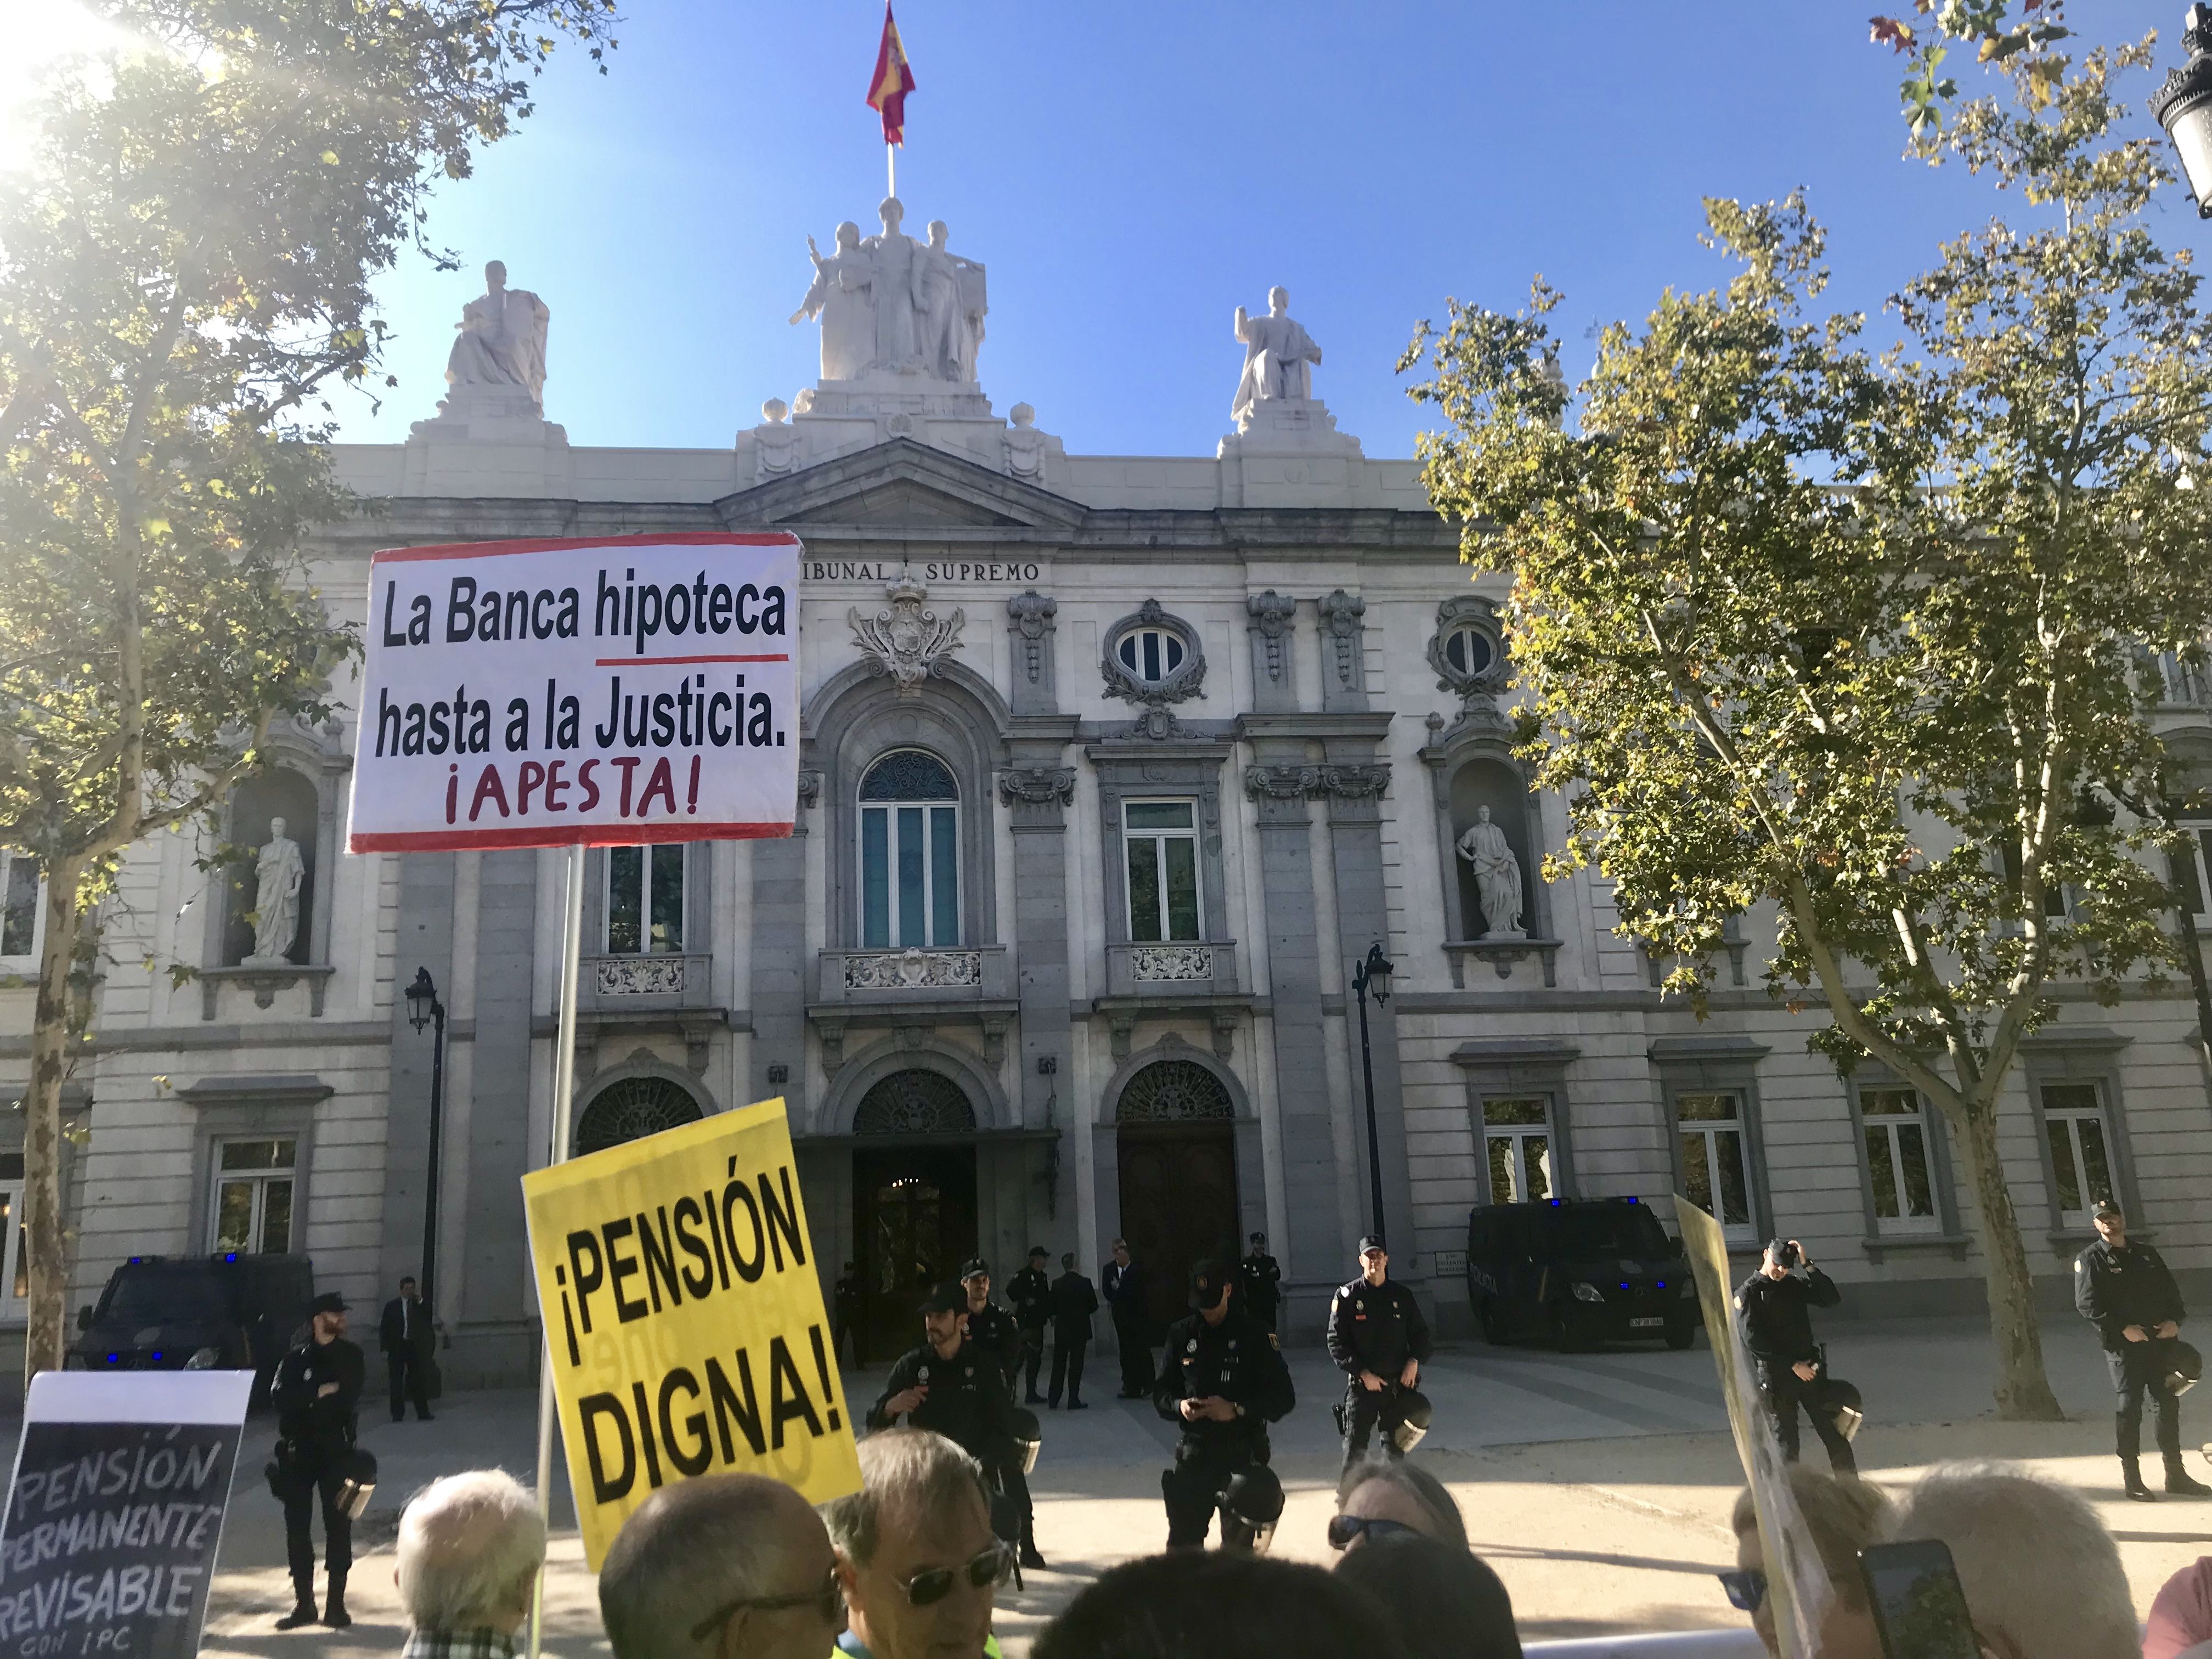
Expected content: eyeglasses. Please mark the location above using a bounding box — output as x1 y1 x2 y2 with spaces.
1327 1514 1423 1551
900 1542 1013 1608
1717 1570 1768 1613
689 1566 845 1643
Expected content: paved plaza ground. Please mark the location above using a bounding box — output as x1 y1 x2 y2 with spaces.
116 1311 2212 1658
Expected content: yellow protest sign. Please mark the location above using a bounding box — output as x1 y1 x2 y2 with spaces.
523 1098 860 1567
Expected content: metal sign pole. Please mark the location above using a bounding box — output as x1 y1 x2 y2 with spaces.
526 842 588 1659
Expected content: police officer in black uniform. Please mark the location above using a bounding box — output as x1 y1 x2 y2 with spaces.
956 1257 1045 1568
1155 1259 1296 1550
1008 1245 1054 1404
2075 1199 2210 1501
1735 1238 1854 1475
1325 1236 1432 1482
1239 1232 1283 1342
268 1291 365 1630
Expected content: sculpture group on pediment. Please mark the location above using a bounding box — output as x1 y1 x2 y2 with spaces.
791 198 987 383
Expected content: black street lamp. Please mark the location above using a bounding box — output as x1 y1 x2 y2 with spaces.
1350 942 1395 1244
404 967 448 1308
2153 5 2212 217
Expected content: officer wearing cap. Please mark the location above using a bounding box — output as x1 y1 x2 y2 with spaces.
1239 1232 1282 1342
870 1280 1046 1568
1735 1238 1854 1475
1154 1258 1296 1550
1325 1236 1432 1482
959 1258 1025 1402
268 1290 365 1630
2075 1199 2210 1500
1008 1246 1054 1405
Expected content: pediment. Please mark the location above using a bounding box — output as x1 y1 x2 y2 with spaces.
715 437 1087 533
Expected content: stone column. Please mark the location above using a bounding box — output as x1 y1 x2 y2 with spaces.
1244 757 1337 1334
380 851 454 1297
460 847 538 1372
749 771 817 1102
1001 761 1077 1132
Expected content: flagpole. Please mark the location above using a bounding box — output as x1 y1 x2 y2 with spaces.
887 142 896 200
526 840 586 1659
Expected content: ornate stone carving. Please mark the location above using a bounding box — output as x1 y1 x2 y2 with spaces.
1429 594 1511 698
1115 1058 1234 1123
1245 591 1296 685
997 766 1076 808
1005 403 1046 480
789 200 987 382
1317 589 1366 693
574 1075 704 1156
1101 597 1207 740
1007 590 1057 686
1319 764 1391 800
796 770 822 809
1130 944 1213 982
753 397 801 482
1231 287 1322 429
850 568 965 692
842 947 983 990
596 955 689 996
853 1068 976 1135
1244 764 1322 802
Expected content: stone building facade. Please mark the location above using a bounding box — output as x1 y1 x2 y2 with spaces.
3 223 2209 1384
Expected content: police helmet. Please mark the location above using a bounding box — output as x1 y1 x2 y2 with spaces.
1009 1407 1043 1475
1820 1377 1866 1441
1217 1465 1285 1553
2164 1341 2203 1398
333 1448 379 1520
1390 1387 1434 1454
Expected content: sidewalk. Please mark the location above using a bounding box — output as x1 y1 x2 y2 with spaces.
149 1312 2212 1658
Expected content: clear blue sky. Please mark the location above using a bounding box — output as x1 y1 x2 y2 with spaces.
330 0 2192 460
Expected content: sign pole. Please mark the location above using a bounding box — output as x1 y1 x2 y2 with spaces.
527 840 588 1659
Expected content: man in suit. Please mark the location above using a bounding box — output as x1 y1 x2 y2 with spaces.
1104 1238 1154 1398
1050 1251 1099 1409
378 1276 436 1424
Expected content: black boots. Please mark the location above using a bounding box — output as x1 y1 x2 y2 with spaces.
275 1602 318 1630
2167 1456 2211 1498
2123 1457 2157 1501
324 1574 352 1629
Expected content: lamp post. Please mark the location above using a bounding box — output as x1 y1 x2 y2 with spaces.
2153 5 2212 216
404 967 447 1309
1350 942 1395 1243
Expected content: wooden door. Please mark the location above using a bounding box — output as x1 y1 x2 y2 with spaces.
1116 1125 1240 1334
853 1145 978 1362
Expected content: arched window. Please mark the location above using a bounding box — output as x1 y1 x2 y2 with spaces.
1114 1060 1234 1123
853 1070 977 1136
859 750 960 949
574 1076 704 1156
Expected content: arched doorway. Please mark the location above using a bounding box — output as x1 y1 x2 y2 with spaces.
1114 1059 1239 1334
851 1069 979 1361
573 1075 703 1156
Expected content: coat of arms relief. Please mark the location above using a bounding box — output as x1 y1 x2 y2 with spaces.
849 567 965 691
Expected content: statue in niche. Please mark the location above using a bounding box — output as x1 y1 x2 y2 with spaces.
789 222 876 381
1231 286 1323 425
445 260 549 407
246 817 306 964
1457 805 1526 938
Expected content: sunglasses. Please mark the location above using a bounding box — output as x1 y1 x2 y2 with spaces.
1327 1514 1423 1551
1717 1569 1768 1613
900 1542 1013 1608
689 1566 845 1643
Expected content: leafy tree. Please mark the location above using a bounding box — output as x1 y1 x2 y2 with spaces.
0 0 617 1379
1401 41 2212 1418
1869 0 2072 135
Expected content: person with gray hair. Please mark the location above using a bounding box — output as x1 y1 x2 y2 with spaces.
821 1429 1010 1659
1331 1457 1469 1552
1888 1459 2139 1659
599 1473 842 1659
393 1470 547 1659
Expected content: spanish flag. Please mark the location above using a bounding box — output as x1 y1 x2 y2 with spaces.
866 2 916 147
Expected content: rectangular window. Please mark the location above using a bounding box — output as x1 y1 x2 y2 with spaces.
0 1153 28 1321
2174 823 2212 923
1676 1091 1757 1244
860 804 958 949
1124 801 1201 943
2041 1082 2115 1231
211 1137 297 1255
1861 1088 1939 1234
1 853 41 962
1482 1097 1551 1204
606 846 684 955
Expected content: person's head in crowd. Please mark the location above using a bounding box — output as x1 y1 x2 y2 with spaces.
599 1472 842 1659
820 1429 1005 1659
2148 1557 2212 1659
1032 1550 1410 1659
1334 1532 1521 1659
1332 1457 1469 1552
394 1469 547 1640
1889 1460 2137 1659
1728 1466 1892 1659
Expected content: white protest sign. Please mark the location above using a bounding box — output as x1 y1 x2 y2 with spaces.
0 1370 255 1659
348 533 802 852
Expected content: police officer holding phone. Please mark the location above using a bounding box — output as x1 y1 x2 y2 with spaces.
2075 1199 2210 1501
1155 1259 1296 1550
1736 1237 1855 1475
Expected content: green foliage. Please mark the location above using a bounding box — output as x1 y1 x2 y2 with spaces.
1871 1 2073 137
1403 42 2212 1416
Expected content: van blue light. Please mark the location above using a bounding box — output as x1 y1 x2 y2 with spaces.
150 1351 163 1362
223 1252 238 1263
105 1354 119 1364
1657 1280 1667 1289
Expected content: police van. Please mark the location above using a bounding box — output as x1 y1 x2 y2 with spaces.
1465 1198 1697 1350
